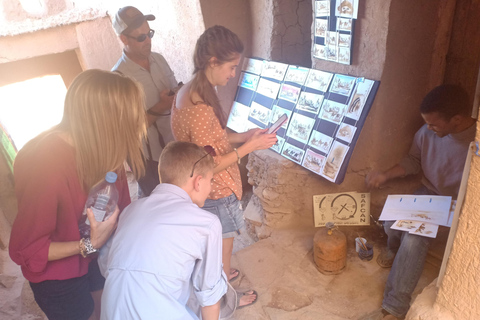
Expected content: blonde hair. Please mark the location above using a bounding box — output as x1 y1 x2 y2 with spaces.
190 25 244 128
25 69 147 190
159 141 214 186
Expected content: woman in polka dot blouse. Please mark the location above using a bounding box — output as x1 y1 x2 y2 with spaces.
172 26 277 293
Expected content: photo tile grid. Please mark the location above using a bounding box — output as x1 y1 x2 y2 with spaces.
228 57 378 184
313 0 354 65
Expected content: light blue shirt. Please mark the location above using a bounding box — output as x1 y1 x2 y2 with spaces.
112 52 177 161
99 184 227 320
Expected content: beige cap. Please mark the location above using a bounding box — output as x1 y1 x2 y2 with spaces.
112 6 155 35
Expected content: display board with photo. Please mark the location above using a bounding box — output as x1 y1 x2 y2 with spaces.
228 57 379 184
312 0 357 65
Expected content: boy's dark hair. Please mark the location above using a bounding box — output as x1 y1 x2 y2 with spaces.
420 84 470 120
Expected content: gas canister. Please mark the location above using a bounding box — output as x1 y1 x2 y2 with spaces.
313 222 347 275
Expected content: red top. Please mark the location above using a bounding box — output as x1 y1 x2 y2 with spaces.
9 134 131 283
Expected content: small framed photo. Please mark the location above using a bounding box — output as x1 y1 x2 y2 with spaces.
321 140 349 182
337 18 352 32
338 34 351 48
249 101 272 126
261 61 289 81
308 130 333 153
285 65 310 85
281 142 306 164
256 78 281 99
286 113 316 144
302 148 326 174
338 47 351 65
315 18 328 37
238 72 260 91
335 123 357 143
278 83 301 104
305 69 334 92
329 74 356 96
315 1 330 17
242 58 263 75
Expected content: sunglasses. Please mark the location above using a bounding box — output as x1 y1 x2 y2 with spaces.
125 29 155 42
190 145 216 177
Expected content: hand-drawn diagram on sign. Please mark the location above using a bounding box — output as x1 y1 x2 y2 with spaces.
313 192 370 226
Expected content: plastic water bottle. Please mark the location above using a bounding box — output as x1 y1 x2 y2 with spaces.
79 172 119 238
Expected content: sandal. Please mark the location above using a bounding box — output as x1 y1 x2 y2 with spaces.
229 268 240 282
377 249 396 268
236 290 258 309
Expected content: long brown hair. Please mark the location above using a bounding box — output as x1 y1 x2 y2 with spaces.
25 69 147 190
190 25 244 128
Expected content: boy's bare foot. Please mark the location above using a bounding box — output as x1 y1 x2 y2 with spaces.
229 268 240 281
237 290 258 309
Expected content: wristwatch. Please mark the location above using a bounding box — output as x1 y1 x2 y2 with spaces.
79 237 98 258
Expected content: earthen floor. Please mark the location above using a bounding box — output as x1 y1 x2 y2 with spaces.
0 225 440 320
231 226 440 320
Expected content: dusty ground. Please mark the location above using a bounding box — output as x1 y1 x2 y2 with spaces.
0 223 441 320
230 225 441 320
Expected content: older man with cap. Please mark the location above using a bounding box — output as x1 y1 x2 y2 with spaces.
112 6 180 196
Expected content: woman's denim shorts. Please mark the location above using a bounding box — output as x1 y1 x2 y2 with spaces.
202 193 244 238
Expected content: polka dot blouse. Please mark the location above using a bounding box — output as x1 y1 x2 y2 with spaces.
171 98 242 200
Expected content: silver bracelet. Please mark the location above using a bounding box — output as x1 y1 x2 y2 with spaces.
233 148 241 164
80 237 98 258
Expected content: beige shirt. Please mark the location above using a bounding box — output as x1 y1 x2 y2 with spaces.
171 100 242 200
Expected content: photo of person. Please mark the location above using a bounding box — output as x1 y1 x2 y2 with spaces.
308 130 334 153
281 142 305 164
296 92 325 115
256 77 281 99
238 72 260 91
319 99 347 124
249 101 272 125
278 83 301 104
270 105 292 130
302 149 326 174
242 58 263 75
227 101 250 133
271 136 286 153
286 113 315 144
336 123 357 143
285 65 310 85
329 74 356 96
322 141 349 181
305 69 334 92
261 60 289 81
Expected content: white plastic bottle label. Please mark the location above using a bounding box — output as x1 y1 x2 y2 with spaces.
90 207 107 223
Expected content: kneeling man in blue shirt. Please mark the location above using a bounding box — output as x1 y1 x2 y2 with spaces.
100 141 227 319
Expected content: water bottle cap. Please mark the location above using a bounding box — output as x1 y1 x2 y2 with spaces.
105 172 117 183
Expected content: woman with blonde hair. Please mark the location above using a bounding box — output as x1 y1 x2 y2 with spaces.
172 25 277 308
9 69 146 320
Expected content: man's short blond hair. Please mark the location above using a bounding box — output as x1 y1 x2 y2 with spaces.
159 141 214 186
